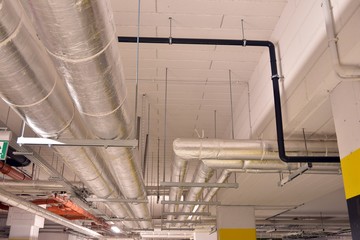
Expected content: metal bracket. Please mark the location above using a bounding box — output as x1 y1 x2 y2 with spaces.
160 182 238 188
161 200 220 205
85 197 148 203
108 218 152 222
162 212 211 216
278 164 311 187
17 137 138 148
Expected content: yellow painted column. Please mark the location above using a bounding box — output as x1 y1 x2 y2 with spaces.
331 81 360 239
217 206 256 240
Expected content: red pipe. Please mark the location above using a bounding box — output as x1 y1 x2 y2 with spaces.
33 196 109 229
0 161 31 180
53 195 109 228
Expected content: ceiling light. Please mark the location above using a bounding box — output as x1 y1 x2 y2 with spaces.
111 226 121 233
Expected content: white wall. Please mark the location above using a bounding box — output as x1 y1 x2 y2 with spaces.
230 0 360 140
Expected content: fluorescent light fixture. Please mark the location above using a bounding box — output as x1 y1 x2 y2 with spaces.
111 226 121 233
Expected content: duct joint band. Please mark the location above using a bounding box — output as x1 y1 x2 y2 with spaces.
271 74 280 79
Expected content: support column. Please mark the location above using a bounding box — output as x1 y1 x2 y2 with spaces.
194 231 217 240
6 207 45 240
331 81 360 239
217 206 256 240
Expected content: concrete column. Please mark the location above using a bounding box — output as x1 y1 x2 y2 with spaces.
194 231 217 240
216 206 256 240
331 81 360 239
6 207 45 240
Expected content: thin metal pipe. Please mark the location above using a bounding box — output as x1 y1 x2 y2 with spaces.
160 182 238 188
164 68 168 182
214 110 217 138
157 138 160 203
229 69 235 139
134 0 141 138
246 82 253 138
143 134 149 177
241 19 245 40
117 36 340 163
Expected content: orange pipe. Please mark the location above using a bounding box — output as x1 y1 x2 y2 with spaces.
52 195 109 228
0 161 31 180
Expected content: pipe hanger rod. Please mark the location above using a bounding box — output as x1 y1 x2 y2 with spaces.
118 36 340 163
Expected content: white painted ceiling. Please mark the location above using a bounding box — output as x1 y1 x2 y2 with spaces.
108 0 350 236
1 0 359 238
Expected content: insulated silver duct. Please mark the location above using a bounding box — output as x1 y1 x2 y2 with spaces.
173 138 338 160
0 180 65 189
24 0 151 228
193 169 232 219
175 162 214 226
166 156 189 225
169 138 339 226
0 188 101 238
0 0 134 228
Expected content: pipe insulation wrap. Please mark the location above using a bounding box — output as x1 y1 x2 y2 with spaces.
0 0 135 228
173 138 338 160
0 188 101 238
194 169 232 218
175 162 214 226
166 156 189 226
25 0 151 228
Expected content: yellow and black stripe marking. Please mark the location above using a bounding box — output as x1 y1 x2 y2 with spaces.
341 148 360 239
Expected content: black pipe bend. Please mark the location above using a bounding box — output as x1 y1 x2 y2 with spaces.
117 36 340 163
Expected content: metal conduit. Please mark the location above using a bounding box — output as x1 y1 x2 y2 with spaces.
0 188 101 238
117 36 340 163
0 0 135 228
24 1 151 228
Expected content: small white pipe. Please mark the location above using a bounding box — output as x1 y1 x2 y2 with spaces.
322 0 360 80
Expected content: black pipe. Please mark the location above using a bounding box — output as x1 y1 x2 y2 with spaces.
118 36 340 163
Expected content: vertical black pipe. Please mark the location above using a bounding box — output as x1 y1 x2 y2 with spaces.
118 36 340 163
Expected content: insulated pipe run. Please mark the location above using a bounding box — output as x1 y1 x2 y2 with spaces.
173 138 338 160
192 169 232 220
0 180 65 188
169 138 340 226
0 188 101 238
166 156 189 226
0 0 135 228
175 162 214 226
118 36 340 163
322 0 360 80
26 0 151 228
0 161 31 180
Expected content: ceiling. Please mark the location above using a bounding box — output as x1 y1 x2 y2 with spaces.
1 0 360 239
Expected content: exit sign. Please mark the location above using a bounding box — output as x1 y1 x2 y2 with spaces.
0 141 9 160
0 131 12 160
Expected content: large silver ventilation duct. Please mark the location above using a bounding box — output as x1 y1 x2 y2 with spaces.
0 0 135 228
24 0 151 228
0 188 101 238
